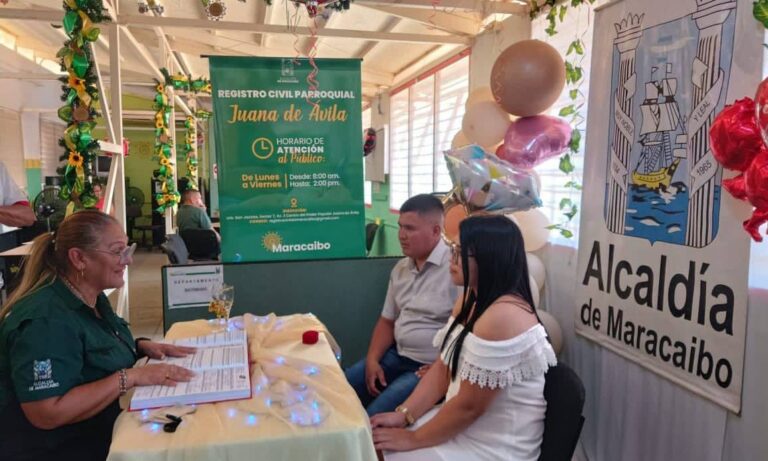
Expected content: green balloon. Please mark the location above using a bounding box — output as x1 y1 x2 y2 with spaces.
58 106 73 122
63 11 79 36
72 52 89 78
84 27 101 42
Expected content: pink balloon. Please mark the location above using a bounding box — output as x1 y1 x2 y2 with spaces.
498 115 572 170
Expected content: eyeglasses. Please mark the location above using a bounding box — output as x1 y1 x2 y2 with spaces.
450 243 460 264
450 242 474 264
91 242 137 264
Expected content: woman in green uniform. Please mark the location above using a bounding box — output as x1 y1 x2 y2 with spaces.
0 210 195 461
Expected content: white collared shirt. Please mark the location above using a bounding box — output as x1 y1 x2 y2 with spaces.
381 240 459 364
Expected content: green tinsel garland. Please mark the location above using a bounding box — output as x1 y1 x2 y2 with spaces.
56 0 110 210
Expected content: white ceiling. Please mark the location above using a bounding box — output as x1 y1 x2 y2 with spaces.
0 0 529 103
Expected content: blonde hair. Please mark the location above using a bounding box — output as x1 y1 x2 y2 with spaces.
0 210 119 321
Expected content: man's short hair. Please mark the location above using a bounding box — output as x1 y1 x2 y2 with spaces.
400 194 444 216
181 189 200 203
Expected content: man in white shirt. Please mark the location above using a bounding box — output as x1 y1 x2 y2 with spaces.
0 162 34 227
345 194 459 416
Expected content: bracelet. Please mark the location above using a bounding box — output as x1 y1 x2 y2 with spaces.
395 405 415 427
118 369 129 396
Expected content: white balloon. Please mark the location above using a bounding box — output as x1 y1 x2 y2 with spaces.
530 169 542 195
512 209 551 252
529 276 540 309
538 310 563 356
451 130 471 150
465 86 495 108
527 253 546 290
462 100 511 148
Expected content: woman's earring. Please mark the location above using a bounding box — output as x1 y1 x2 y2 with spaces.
79 268 85 281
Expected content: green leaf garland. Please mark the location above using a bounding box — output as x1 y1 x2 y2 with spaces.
57 0 109 211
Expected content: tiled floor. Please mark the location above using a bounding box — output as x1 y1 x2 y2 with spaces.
113 248 167 341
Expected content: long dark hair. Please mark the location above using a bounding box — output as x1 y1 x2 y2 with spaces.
440 215 539 379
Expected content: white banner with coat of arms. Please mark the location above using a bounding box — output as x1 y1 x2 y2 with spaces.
576 0 763 412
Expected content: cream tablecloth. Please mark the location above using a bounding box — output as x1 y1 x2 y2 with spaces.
108 313 377 461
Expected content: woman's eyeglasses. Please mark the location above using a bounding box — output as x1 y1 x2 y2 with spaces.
91 242 137 264
450 243 474 264
450 243 461 264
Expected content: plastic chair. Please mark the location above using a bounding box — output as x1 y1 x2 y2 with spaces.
161 234 189 265
180 229 220 261
538 363 586 461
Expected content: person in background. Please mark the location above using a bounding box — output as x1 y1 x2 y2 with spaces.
92 182 105 212
345 194 459 416
0 161 35 227
176 189 215 234
91 181 115 217
371 215 556 461
0 210 195 461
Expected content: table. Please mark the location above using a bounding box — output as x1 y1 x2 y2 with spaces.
108 314 377 461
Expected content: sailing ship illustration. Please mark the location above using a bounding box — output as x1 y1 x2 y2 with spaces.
632 63 688 191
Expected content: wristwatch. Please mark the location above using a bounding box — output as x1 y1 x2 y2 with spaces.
395 405 415 427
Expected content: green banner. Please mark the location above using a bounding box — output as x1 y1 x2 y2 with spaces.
210 57 365 262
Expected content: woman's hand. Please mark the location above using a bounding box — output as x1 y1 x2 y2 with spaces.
127 364 195 388
372 427 420 452
370 411 407 429
414 364 431 378
138 340 195 360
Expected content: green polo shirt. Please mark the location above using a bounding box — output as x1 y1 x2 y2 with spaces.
176 204 213 232
0 277 137 410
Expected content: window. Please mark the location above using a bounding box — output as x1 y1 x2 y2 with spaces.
531 5 594 243
389 54 470 210
362 108 372 206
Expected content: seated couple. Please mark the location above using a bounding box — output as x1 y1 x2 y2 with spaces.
345 195 556 460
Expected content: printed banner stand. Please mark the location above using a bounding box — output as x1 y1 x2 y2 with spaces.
209 57 365 262
576 0 762 413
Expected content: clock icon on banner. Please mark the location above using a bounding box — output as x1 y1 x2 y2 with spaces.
251 138 274 160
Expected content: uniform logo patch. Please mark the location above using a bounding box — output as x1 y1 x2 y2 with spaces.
33 359 52 381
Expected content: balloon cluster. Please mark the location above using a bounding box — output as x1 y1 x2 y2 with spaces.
710 80 768 241
445 40 571 249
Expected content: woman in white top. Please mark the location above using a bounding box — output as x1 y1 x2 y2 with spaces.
371 214 556 461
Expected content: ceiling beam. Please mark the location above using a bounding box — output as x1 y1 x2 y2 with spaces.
355 17 401 59
116 14 469 45
0 7 62 21
360 5 481 36
356 0 528 15
252 0 269 47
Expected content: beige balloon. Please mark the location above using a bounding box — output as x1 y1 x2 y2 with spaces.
451 130 471 150
512 208 551 252
490 39 566 117
529 276 540 310
538 310 563 356
527 253 546 290
465 86 495 108
462 100 511 148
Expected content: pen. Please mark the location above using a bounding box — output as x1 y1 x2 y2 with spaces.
166 414 182 423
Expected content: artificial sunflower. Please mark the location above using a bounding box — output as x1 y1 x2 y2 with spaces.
67 151 83 168
160 157 171 167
